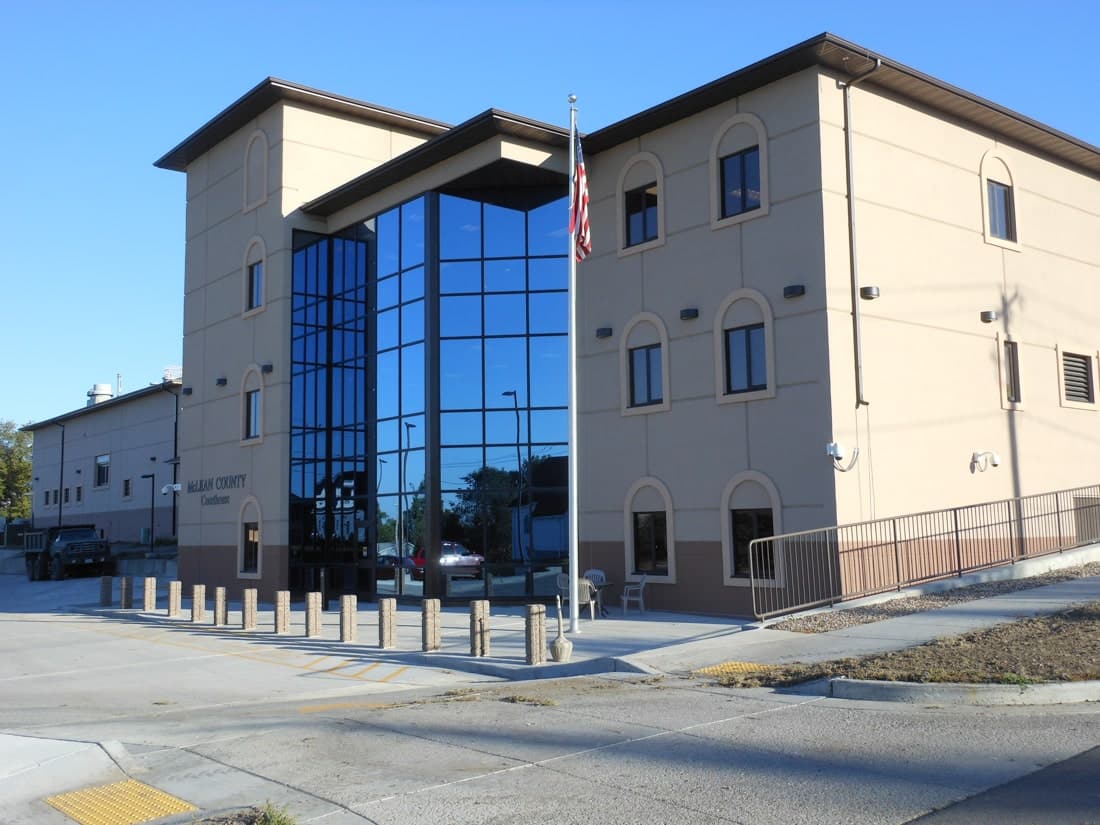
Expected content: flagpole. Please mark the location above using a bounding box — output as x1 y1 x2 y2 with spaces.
567 94 580 634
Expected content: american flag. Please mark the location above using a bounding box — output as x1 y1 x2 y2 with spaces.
570 134 592 261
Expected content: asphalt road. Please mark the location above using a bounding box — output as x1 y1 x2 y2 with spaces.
2 574 1099 824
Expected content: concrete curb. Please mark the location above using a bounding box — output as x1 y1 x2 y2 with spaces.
828 677 1100 705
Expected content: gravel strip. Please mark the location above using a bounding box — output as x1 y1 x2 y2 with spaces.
770 562 1100 633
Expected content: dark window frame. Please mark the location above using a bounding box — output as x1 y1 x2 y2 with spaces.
629 343 663 407
241 521 259 573
987 179 1016 242
247 260 264 311
631 510 669 575
94 454 110 488
244 388 262 440
76 485 83 503
1004 340 1021 404
122 478 132 498
731 507 775 579
624 182 659 248
720 145 762 219
724 322 767 395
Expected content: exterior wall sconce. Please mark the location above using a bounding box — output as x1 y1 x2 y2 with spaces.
859 286 880 300
679 307 699 320
783 284 806 299
970 451 1001 472
261 363 274 374
181 387 193 395
595 327 613 339
215 377 228 387
980 310 999 323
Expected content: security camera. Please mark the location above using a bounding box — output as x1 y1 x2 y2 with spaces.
990 452 1001 467
825 442 845 460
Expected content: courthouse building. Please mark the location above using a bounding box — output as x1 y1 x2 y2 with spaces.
157 33 1100 615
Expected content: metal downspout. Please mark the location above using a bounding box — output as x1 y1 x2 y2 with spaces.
840 58 881 407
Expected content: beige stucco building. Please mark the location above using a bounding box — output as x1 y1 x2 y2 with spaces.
26 380 181 544
157 34 1099 615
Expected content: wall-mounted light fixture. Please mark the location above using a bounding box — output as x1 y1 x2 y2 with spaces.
980 310 999 324
595 327 613 339
261 363 274 374
181 386 193 395
783 284 806 299
859 286 880 300
826 440 860 473
679 307 699 321
215 377 228 387
970 450 1001 473
75 469 81 475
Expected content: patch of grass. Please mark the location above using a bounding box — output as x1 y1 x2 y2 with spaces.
259 802 296 825
501 694 557 706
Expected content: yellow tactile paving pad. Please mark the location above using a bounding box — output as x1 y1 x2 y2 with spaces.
694 660 777 677
45 779 196 825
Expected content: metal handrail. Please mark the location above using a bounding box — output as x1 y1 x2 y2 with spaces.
749 483 1100 620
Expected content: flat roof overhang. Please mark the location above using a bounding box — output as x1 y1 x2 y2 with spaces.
155 77 450 172
584 32 1100 178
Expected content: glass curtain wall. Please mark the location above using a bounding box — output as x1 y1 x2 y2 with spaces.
290 190 567 601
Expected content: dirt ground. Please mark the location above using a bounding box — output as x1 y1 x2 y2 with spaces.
711 601 1100 688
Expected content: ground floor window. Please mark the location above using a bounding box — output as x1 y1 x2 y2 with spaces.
732 508 774 578
632 511 668 575
241 522 259 573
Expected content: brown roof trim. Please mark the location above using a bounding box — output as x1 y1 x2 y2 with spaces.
301 109 569 217
585 32 1100 177
155 78 451 172
22 381 181 432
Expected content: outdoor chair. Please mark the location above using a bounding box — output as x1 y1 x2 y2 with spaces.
621 574 648 615
556 573 599 620
582 569 608 615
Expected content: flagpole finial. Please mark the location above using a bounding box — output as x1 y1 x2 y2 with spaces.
567 94 577 105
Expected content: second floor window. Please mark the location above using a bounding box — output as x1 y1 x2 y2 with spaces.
247 260 263 310
94 454 110 487
725 323 767 395
245 389 261 440
123 479 132 498
1004 340 1021 403
630 344 663 407
987 180 1016 241
721 146 761 218
632 511 668 575
624 183 658 247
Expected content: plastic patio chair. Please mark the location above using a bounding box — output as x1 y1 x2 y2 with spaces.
557 573 599 620
621 575 648 615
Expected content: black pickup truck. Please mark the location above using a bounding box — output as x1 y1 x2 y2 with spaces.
25 525 112 581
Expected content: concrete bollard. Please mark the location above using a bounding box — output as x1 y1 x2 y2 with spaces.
143 577 157 612
470 600 491 657
305 592 322 638
275 590 290 634
242 588 257 631
119 576 133 610
340 594 357 642
525 604 547 665
378 598 397 649
168 581 182 617
422 598 441 652
99 576 112 607
214 587 228 626
191 584 206 623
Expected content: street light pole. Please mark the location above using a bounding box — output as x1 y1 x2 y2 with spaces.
140 473 155 553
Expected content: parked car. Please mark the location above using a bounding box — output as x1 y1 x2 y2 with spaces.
374 542 415 579
410 542 484 580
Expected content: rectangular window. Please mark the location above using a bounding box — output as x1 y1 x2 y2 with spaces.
44 490 49 506
1062 352 1095 403
1004 340 1021 403
632 511 668 575
721 146 761 218
724 323 767 394
629 344 663 407
94 454 110 487
76 485 83 503
245 389 262 439
52 489 58 505
247 261 263 310
242 522 259 573
624 183 658 247
63 488 69 504
732 508 774 578
987 180 1016 241
123 478 132 498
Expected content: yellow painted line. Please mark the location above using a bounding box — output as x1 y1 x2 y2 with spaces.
347 662 382 678
380 665 410 683
302 655 332 670
46 779 196 825
694 661 777 677
298 700 400 714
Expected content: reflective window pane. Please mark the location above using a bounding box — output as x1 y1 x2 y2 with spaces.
376 275 399 310
440 195 482 260
401 299 424 345
401 198 425 267
528 258 566 291
485 409 527 446
441 412 483 446
376 350 399 419
440 261 481 294
527 197 567 257
484 294 526 336
529 292 567 334
440 339 483 410
401 343 425 414
440 295 482 338
401 266 425 302
530 409 567 444
484 259 525 292
483 204 525 258
377 210 399 276
377 308 398 351
484 338 527 407
441 447 485 490
529 336 567 407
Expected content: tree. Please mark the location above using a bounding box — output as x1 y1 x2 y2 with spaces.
0 420 32 520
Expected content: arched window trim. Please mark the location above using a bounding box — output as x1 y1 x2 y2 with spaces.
713 288 777 404
240 364 264 446
709 112 770 230
623 476 676 584
243 129 269 213
616 151 666 257
719 470 785 588
619 312 672 416
979 149 1021 252
238 495 263 580
242 236 267 318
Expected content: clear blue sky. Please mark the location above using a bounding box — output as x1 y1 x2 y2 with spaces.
1 0 1096 427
